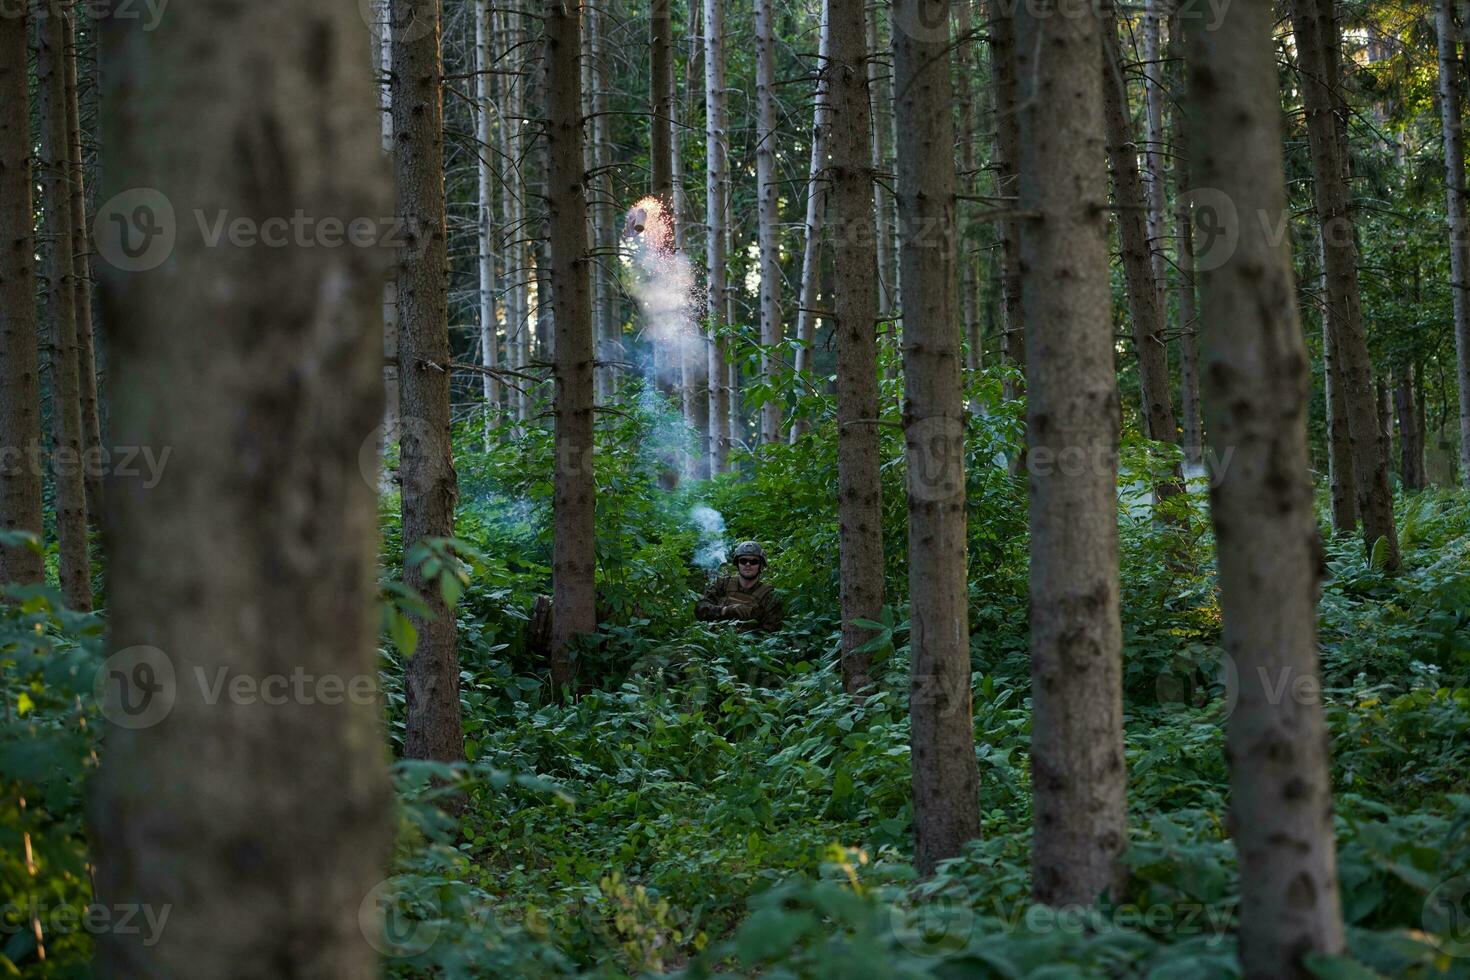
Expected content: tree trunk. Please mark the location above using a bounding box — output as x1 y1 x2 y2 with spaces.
0 6 43 587
1321 237 1357 532
1167 6 1202 467
91 0 392 971
64 11 103 521
1395 366 1424 490
1377 380 1393 473
34 3 91 612
1289 0 1400 569
1186 4 1348 973
790 8 832 444
392 0 463 761
830 0 883 695
1016 0 1127 906
587 0 618 400
649 0 678 402
675 11 710 476
957 0 981 405
1435 0 1470 488
1101 4 1180 453
705 0 731 473
756 0 784 444
476 0 500 444
866 2 898 325
893 0 981 875
546 0 596 691
377 0 400 441
986 0 1025 402
1141 0 1167 293
501 1 533 426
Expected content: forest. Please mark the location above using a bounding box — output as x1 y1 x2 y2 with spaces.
2 0 1470 976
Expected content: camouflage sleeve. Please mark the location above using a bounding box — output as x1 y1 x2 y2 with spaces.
757 589 784 632
695 579 728 621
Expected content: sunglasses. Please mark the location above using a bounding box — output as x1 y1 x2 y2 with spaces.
736 557 761 566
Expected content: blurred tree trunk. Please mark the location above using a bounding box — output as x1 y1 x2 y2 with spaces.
790 8 832 444
829 0 883 695
476 0 500 444
1435 0 1470 487
893 0 981 875
546 0 596 692
392 0 464 760
705 0 731 473
1100 1 1186 518
1016 0 1127 906
64 12 103 521
986 0 1025 403
1289 0 1400 569
0 6 43 587
1186 3 1348 973
34 3 91 611
91 0 392 971
756 0 783 444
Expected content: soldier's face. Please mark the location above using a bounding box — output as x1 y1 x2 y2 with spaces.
736 557 762 581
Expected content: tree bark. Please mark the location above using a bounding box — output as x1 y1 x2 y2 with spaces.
1141 0 1167 293
1435 0 1470 488
756 0 784 444
1289 0 1400 568
377 0 400 441
586 0 619 401
956 0 980 394
1395 366 1424 490
546 0 596 691
790 8 833 444
705 0 731 473
1101 3 1180 457
91 0 392 971
675 11 710 476
392 0 463 760
1186 4 1348 973
1167 5 1202 467
866 2 898 325
476 0 500 443
893 0 981 875
1016 0 1127 906
64 11 103 521
34 3 91 611
0 6 43 587
649 0 678 401
830 0 883 695
1320 237 1357 532
986 0 1025 401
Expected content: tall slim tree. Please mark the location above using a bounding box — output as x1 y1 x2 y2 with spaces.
830 0 883 695
63 11 103 520
1395 366 1425 490
956 0 981 381
0 5 43 587
892 0 981 875
1166 7 1202 466
1321 241 1358 532
586 0 619 400
1435 0 1470 487
790 9 832 444
674 10 710 476
34 1 91 611
1141 0 1167 294
1289 0 1400 568
1187 1 1348 972
1101 0 1185 514
866 2 898 324
986 0 1024 401
755 0 784 444
392 0 464 760
92 0 392 971
476 0 501 442
1016 0 1127 905
546 0 596 690
705 0 732 472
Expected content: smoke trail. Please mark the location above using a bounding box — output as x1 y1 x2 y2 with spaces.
623 196 705 386
689 504 728 572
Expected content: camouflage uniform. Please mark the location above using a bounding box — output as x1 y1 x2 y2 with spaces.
695 576 784 633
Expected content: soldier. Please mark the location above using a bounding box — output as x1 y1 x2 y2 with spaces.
695 541 784 632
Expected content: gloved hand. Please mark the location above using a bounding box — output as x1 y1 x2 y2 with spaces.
721 601 755 620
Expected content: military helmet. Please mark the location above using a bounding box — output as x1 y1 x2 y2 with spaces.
732 541 766 566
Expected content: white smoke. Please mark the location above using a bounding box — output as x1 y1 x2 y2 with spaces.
623 196 707 382
689 504 727 572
